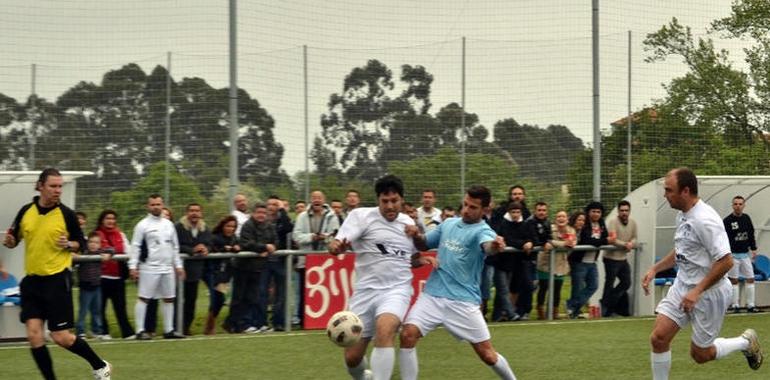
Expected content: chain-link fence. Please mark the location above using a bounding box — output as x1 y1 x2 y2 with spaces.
1 1 767 231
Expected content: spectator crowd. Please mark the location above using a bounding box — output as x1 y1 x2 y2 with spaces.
47 184 648 339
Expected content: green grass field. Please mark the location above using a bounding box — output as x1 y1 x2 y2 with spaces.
1 283 767 379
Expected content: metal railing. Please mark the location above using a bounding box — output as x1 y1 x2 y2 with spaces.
71 243 641 333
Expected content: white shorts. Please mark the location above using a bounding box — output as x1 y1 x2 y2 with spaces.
728 256 754 280
655 279 731 348
137 271 177 300
349 285 413 339
405 293 490 344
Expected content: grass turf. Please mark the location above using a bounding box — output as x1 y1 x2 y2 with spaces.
1 312 767 379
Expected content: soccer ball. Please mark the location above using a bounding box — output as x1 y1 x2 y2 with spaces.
326 310 363 347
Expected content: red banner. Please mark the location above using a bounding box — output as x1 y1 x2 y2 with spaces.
303 252 436 330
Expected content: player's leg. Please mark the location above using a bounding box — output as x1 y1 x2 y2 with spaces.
470 341 516 380
26 318 56 380
727 256 741 311
159 272 182 338
696 282 761 369
370 313 401 380
370 287 412 380
650 281 690 380
400 293 442 380
135 270 160 336
649 314 679 380
45 271 109 375
738 257 758 312
344 337 372 380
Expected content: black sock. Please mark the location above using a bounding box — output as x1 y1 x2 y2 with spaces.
65 337 105 370
31 345 56 380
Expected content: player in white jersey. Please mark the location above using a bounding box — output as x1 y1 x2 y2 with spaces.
328 175 432 380
642 168 762 379
128 194 186 340
400 185 516 380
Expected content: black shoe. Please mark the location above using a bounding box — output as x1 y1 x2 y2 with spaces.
747 306 761 313
163 331 186 339
136 331 152 340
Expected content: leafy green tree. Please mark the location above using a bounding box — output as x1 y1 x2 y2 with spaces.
318 60 434 180
388 147 520 207
108 162 206 235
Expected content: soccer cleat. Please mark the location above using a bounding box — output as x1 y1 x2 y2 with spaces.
92 360 111 380
135 331 152 340
363 369 373 380
747 306 761 313
163 331 186 339
741 329 763 370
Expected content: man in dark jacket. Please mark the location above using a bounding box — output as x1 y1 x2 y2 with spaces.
225 203 276 333
491 201 533 322
523 201 552 320
259 196 294 331
176 203 213 336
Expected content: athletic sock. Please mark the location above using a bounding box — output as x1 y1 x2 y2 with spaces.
345 356 368 380
65 337 105 370
489 353 516 380
732 284 740 306
399 348 418 380
162 301 175 333
134 300 147 333
714 337 750 359
31 345 56 380
746 283 756 307
370 347 395 380
651 351 671 380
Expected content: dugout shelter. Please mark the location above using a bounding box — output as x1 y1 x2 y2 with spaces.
593 175 770 316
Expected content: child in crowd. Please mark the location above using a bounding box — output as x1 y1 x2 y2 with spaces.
75 232 113 339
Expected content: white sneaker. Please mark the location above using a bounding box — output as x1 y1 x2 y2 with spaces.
93 360 111 380
363 369 373 380
97 335 113 341
258 325 274 333
742 328 763 370
123 334 136 340
244 326 260 334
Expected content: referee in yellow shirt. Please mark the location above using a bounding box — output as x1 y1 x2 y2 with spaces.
4 168 111 380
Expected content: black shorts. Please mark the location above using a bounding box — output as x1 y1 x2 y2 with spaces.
19 269 74 331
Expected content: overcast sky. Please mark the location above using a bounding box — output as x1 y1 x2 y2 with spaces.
1 1 741 175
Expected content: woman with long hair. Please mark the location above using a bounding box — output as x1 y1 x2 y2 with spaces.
95 209 135 339
208 215 240 334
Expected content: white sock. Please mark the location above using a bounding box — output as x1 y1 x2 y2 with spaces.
651 351 671 380
346 356 368 380
162 301 175 334
732 284 740 306
134 301 147 333
370 347 395 380
714 337 750 359
746 283 756 307
489 353 516 380
399 348 418 380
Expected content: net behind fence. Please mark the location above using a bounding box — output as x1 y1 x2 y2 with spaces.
1 0 767 231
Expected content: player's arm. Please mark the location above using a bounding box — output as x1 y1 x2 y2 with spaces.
3 205 28 248
405 224 429 251
482 236 506 255
680 253 732 313
641 248 676 295
411 252 437 268
62 206 85 252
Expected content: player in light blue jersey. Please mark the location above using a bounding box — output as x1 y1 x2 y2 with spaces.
399 185 516 380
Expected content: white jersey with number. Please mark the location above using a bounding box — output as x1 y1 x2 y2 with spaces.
673 199 731 286
335 207 418 291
